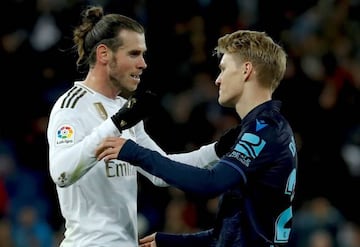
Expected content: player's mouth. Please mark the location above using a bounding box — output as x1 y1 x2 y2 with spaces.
130 73 141 82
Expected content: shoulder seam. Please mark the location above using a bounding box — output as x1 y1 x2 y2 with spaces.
60 86 87 109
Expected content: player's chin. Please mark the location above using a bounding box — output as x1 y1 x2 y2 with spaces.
129 79 140 91
218 97 232 108
218 96 226 106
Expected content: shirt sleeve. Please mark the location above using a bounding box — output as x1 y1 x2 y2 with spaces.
48 109 121 187
135 121 220 167
133 122 220 187
118 140 246 197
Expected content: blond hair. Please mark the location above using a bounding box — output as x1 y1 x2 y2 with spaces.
215 30 287 91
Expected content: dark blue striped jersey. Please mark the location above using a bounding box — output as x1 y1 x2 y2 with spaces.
213 100 297 246
118 100 297 247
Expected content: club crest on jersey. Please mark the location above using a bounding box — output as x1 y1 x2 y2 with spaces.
94 102 108 120
56 124 75 145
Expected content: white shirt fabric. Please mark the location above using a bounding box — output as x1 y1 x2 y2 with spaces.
47 81 219 247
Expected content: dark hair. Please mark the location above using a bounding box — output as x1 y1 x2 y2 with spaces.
73 5 144 69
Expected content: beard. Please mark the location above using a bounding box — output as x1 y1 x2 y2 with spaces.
109 56 138 99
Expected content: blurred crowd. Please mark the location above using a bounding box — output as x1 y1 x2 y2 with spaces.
1 0 360 246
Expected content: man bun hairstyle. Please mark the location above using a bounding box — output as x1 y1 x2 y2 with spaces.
72 5 144 71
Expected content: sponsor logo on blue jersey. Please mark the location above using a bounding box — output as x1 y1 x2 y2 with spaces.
229 133 266 166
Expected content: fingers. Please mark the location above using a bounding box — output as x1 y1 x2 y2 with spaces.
139 243 152 247
139 244 152 247
139 240 155 247
139 233 157 247
96 148 115 161
95 142 111 158
95 137 127 161
139 236 150 244
95 137 116 154
139 233 156 244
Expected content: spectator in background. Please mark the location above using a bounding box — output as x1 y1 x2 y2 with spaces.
289 197 346 247
12 205 54 247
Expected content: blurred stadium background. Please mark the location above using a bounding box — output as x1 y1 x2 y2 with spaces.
1 0 360 246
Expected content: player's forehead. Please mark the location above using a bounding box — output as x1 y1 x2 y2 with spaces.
219 53 238 68
118 29 147 52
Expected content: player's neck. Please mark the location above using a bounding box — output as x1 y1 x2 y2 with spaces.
83 70 119 99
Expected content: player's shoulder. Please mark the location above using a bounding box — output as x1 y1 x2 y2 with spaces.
52 82 94 112
58 82 93 109
241 102 291 141
255 101 289 130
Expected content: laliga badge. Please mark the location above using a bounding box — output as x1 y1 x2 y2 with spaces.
56 124 75 146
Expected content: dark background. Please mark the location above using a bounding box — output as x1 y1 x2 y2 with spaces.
1 0 359 246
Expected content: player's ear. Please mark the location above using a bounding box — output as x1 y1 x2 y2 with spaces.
96 44 110 64
243 61 253 81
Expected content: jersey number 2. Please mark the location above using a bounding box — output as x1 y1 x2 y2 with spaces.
274 168 296 243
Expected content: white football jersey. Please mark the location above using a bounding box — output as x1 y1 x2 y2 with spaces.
47 81 219 247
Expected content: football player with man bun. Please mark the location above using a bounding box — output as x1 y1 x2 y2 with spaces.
47 5 238 247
